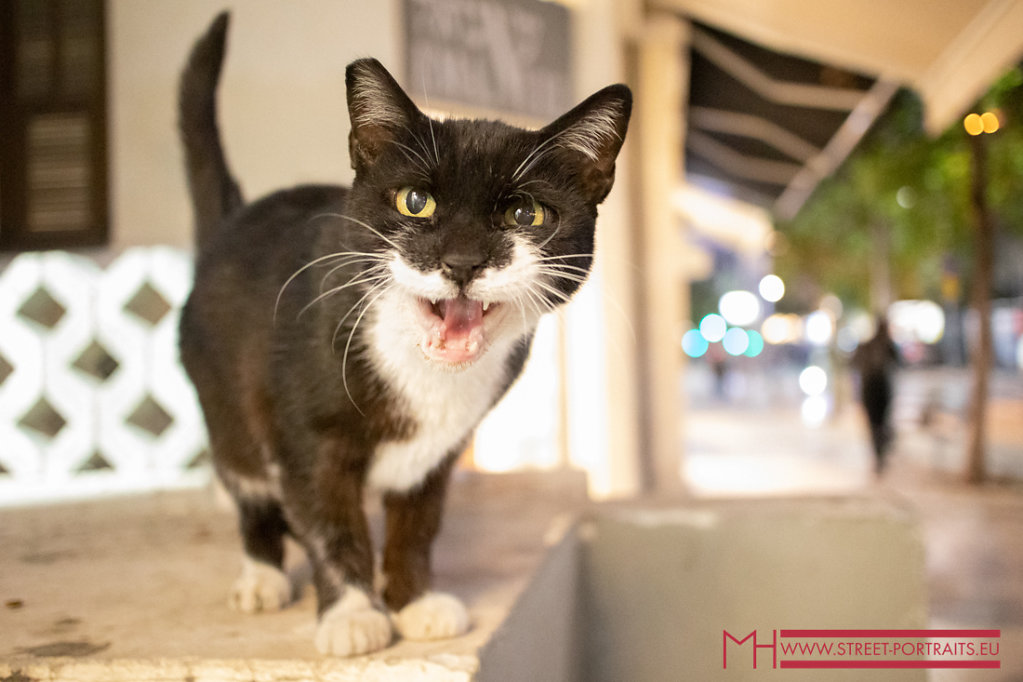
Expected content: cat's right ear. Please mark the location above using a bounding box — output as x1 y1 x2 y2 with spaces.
346 59 420 173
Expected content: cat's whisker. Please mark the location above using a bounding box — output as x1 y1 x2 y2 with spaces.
537 263 592 278
315 213 404 252
536 253 594 261
302 268 390 318
275 251 376 324
538 271 589 289
512 133 561 182
339 281 392 415
537 220 564 251
319 257 389 293
407 125 439 171
512 125 585 182
417 78 442 166
426 118 440 166
392 139 432 178
531 280 573 308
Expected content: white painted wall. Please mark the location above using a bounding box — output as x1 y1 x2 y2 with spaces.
107 0 400 250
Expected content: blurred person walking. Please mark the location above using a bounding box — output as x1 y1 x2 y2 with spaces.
852 318 899 473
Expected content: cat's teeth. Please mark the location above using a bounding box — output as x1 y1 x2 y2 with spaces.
482 301 491 313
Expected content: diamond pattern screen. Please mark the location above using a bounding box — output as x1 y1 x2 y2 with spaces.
0 248 208 506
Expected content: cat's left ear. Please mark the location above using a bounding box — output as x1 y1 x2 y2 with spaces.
541 84 632 204
346 58 422 173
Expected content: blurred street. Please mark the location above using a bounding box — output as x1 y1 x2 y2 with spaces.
683 363 1023 681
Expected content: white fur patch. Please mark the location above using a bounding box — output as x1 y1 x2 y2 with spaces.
315 586 393 657
366 244 545 493
230 557 291 613
365 299 515 491
392 591 470 641
388 257 455 303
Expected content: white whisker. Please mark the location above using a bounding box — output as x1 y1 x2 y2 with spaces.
275 251 375 323
301 267 390 318
319 256 388 292
314 213 404 252
338 281 391 415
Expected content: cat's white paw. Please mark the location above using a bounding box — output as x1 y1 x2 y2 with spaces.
315 588 394 656
230 558 291 613
393 591 470 641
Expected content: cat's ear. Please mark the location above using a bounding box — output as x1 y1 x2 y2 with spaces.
540 84 632 204
345 59 421 173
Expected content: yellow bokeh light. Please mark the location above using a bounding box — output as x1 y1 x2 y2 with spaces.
981 111 1000 134
964 113 984 136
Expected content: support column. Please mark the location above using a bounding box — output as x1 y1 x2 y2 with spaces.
629 13 690 495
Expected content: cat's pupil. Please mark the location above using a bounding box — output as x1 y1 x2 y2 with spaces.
405 190 429 215
513 205 535 225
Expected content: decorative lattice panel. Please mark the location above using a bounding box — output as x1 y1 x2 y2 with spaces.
0 248 208 506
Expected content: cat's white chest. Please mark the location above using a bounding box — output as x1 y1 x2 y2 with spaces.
364 291 517 492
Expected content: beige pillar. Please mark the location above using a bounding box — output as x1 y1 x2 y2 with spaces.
629 13 690 495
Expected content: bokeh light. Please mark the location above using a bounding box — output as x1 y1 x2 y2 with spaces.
981 111 1000 134
964 113 984 136
744 329 765 357
758 274 785 302
699 313 727 343
762 313 802 345
722 327 749 356
801 395 829 427
805 310 835 345
682 329 709 358
889 300 945 344
896 186 916 209
719 290 760 327
798 365 828 396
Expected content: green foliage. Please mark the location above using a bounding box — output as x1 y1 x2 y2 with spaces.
775 66 1023 310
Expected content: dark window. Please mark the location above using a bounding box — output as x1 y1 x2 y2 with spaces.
0 0 108 251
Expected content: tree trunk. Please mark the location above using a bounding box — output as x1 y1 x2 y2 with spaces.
965 133 994 484
870 221 893 314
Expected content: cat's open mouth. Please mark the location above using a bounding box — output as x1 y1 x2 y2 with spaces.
415 295 500 366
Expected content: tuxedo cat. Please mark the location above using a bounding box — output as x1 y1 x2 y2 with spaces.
178 12 630 656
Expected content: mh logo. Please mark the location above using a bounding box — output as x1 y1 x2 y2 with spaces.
723 629 777 669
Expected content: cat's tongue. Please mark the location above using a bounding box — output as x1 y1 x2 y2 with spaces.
422 296 485 365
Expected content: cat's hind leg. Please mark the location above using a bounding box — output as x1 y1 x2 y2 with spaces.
230 497 293 613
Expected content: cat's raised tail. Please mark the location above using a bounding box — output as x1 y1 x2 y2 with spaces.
178 11 244 249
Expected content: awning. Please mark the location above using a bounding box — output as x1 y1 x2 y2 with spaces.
652 0 1023 219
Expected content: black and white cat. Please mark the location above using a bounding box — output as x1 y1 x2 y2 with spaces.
178 12 630 656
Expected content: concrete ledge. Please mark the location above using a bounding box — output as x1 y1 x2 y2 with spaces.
0 472 587 681
580 497 928 682
1 476 928 681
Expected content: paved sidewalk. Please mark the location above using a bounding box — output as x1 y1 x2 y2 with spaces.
682 377 1023 682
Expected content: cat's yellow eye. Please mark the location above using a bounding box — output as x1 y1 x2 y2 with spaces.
395 187 436 218
503 198 546 228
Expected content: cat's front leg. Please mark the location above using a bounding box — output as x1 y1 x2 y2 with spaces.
293 468 394 656
382 453 470 641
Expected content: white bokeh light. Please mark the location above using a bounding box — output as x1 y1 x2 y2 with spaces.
758 274 785 302
719 291 761 327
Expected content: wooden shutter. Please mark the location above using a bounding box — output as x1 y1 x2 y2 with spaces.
0 0 108 250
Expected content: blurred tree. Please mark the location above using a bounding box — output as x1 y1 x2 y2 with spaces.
776 66 1023 483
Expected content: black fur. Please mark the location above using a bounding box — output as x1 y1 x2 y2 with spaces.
178 11 630 655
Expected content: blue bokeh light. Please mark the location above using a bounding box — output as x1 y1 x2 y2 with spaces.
682 329 709 358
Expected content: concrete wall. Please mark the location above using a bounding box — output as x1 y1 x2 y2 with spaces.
579 498 928 681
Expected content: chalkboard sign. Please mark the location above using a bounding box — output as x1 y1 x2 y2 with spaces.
404 0 572 121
